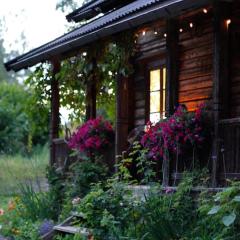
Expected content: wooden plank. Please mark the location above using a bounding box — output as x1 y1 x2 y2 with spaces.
53 226 90 236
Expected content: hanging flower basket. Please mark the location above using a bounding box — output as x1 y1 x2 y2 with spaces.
68 116 115 158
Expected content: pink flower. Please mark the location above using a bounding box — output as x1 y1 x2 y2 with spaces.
165 187 174 194
0 209 4 216
68 116 114 156
140 105 207 160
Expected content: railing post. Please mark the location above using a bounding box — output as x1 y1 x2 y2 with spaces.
50 58 61 166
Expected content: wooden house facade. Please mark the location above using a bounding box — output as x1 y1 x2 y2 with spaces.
4 0 240 186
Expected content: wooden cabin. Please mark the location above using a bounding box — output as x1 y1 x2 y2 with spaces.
4 0 240 186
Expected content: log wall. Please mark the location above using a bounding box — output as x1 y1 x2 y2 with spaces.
133 23 166 128
132 14 214 128
230 3 240 117
178 15 213 111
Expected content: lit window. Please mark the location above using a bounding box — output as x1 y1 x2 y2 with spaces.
149 67 166 123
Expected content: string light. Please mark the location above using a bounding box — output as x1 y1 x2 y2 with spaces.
203 8 208 14
136 9 211 40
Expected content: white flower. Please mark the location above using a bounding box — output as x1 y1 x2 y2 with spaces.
72 197 81 205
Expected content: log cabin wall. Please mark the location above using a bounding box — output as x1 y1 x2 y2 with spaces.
178 13 214 111
133 11 214 129
230 2 240 118
133 21 166 128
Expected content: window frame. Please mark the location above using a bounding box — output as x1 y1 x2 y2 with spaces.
145 59 167 123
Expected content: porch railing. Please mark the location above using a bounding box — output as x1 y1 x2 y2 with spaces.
219 118 240 181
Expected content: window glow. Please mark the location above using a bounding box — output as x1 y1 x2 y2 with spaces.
149 67 167 123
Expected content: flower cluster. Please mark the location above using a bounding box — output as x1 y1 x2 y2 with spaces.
68 116 114 156
141 105 207 160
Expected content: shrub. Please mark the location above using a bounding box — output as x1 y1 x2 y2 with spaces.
188 182 240 239
0 82 49 154
67 160 108 198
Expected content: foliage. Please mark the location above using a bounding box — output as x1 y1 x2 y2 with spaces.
26 34 135 123
187 182 240 239
46 165 67 220
140 176 194 240
0 82 49 154
68 116 114 157
141 104 209 160
0 197 40 239
67 160 108 198
117 141 156 184
17 184 58 222
75 182 137 240
70 174 195 240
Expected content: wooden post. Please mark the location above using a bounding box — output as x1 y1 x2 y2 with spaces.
163 19 179 186
115 74 133 160
86 58 97 120
50 59 61 166
166 18 179 116
212 1 231 186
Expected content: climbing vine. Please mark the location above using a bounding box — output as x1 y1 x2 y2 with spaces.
25 31 136 125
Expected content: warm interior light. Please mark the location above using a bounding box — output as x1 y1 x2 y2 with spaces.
203 8 208 14
226 19 231 26
179 28 183 33
142 31 146 36
189 22 194 28
164 33 167 38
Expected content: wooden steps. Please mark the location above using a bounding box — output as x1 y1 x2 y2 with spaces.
41 214 92 240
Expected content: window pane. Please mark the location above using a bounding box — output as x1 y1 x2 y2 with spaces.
163 89 166 112
163 67 166 90
150 113 161 123
150 70 160 91
150 91 160 113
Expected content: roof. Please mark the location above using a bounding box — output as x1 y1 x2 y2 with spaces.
66 0 105 22
66 0 135 22
5 0 210 72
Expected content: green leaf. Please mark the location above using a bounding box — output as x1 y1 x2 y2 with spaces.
233 195 240 202
222 212 236 227
208 205 221 215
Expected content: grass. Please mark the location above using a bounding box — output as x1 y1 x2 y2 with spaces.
0 145 49 196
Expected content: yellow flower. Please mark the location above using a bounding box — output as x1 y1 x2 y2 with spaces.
12 228 20 235
8 200 16 211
